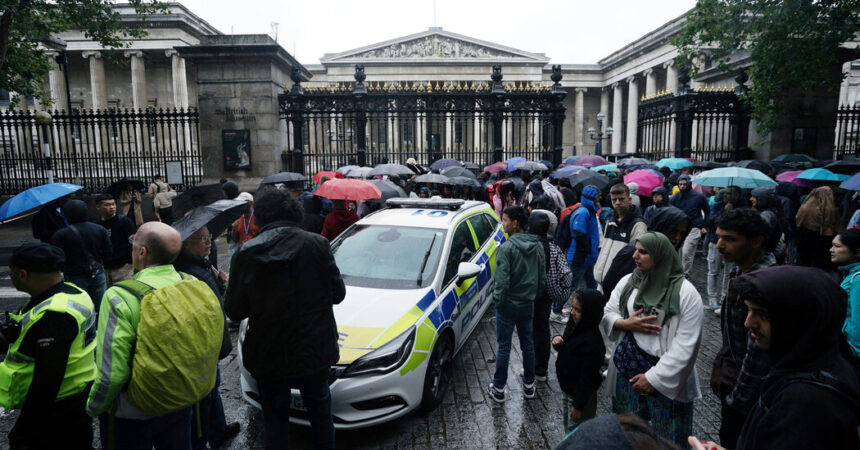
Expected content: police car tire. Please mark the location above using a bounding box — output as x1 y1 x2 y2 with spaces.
420 334 453 412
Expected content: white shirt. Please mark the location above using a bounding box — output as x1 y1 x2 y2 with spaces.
601 273 704 402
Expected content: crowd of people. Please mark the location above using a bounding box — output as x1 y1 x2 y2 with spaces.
1 157 859 450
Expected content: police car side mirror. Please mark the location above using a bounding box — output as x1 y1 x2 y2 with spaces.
456 262 482 285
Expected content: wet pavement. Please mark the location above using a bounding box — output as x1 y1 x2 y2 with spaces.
0 225 724 448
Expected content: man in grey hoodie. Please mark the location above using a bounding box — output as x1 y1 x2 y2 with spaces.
487 206 546 403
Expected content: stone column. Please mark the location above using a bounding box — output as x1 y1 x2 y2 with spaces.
664 60 678 93
611 83 623 153
45 51 67 110
644 69 657 96
574 88 586 154
166 50 189 108
626 76 639 153
125 51 147 110
82 51 106 110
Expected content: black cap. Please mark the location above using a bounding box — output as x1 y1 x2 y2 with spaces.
10 243 66 273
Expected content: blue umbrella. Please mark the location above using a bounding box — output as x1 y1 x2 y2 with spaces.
506 156 527 172
692 167 776 189
840 172 860 191
0 183 82 222
655 158 694 170
590 164 619 172
539 159 555 170
549 165 585 180
797 168 850 182
562 156 580 166
429 158 462 171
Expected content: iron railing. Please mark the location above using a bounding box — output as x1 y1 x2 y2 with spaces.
0 108 202 195
834 104 860 159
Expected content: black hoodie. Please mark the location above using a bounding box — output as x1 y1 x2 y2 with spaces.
49 200 112 277
736 266 860 450
553 289 606 409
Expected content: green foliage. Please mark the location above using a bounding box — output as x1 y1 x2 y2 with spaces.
672 0 860 133
0 0 167 108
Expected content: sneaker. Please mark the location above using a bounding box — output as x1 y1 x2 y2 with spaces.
550 312 569 324
487 383 506 403
713 308 721 315
521 376 536 398
521 368 547 382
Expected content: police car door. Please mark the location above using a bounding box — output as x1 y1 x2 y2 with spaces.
453 213 501 349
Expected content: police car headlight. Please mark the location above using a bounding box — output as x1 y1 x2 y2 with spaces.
341 326 416 378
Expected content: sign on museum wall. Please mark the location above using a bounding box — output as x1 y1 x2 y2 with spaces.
223 129 251 171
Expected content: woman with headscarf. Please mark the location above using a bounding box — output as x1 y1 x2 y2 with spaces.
831 229 860 356
796 186 843 269
602 232 703 447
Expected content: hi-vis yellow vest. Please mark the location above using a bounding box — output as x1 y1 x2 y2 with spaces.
0 283 97 410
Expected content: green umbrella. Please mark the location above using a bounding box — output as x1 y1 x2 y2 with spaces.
772 153 817 163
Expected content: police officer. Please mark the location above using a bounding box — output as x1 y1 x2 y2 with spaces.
0 243 96 449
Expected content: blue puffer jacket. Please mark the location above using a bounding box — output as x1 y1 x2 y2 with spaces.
839 261 860 356
669 179 710 228
566 195 600 267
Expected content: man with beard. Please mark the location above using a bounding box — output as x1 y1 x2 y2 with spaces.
670 174 710 277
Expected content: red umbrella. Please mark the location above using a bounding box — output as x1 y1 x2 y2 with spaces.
313 178 382 201
624 170 663 196
313 170 342 184
484 161 508 174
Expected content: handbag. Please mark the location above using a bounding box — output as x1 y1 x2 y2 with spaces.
613 332 660 380
545 242 573 305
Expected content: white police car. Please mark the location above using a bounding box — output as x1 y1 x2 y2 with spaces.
237 198 505 429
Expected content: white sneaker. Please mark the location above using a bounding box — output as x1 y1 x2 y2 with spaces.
550 312 568 324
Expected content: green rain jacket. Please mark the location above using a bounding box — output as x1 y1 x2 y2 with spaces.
492 232 546 316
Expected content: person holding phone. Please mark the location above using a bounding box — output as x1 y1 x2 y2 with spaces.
601 231 704 447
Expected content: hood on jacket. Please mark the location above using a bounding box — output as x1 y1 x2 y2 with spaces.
528 179 544 195
651 186 668 205
751 187 781 212
528 211 550 237
626 182 638 195
775 181 799 200
62 199 89 224
507 232 543 255
222 181 239 200
574 288 605 330
678 174 692 183
647 206 690 248
530 209 558 238
580 185 600 213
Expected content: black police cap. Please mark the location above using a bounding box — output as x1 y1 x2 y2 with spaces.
10 243 66 273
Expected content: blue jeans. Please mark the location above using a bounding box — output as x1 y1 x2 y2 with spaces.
66 267 106 311
553 264 596 314
192 366 228 449
492 307 536 389
257 368 335 450
99 407 192 450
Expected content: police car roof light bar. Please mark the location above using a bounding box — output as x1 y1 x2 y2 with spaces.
385 198 465 211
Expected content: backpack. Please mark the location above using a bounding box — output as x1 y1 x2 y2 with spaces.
115 274 223 415
555 203 582 250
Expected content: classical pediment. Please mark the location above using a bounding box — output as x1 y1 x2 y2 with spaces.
321 28 550 63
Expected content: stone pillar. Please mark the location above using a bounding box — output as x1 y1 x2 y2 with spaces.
45 51 67 110
82 51 106 110
611 83 623 153
644 69 657 96
574 88 586 154
626 76 639 153
166 50 189 108
664 60 678 93
125 51 147 110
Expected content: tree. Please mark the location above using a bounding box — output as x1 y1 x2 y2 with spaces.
0 0 166 108
673 0 860 134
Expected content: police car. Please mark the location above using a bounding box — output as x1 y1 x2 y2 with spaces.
237 198 505 429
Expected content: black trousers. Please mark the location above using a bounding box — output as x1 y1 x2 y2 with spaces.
718 383 748 450
533 295 552 377
9 388 93 450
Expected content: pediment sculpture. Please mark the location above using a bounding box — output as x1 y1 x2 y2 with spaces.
356 35 518 59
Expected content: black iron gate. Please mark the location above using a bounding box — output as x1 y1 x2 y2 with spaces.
637 70 752 162
834 104 860 159
278 65 567 175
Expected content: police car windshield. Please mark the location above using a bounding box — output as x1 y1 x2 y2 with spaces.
332 225 446 289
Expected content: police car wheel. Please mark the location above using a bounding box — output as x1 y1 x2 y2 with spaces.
420 334 453 412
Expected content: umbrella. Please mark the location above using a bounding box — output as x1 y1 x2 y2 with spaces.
692 167 777 189
461 161 481 171
541 179 566 210
646 168 665 179
314 178 382 201
572 155 608 168
562 155 580 166
0 182 82 222
616 157 651 168
514 160 549 172
566 168 609 190
107 178 145 197
171 199 248 241
624 170 663 196
368 163 414 178
337 165 360 176
260 172 306 186
441 166 478 179
415 173 452 185
505 157 527 172
772 153 817 163
840 172 860 191
693 161 727 170
539 159 555 171
484 161 508 174
449 176 482 188
173 184 225 218
732 160 772 173
824 158 860 175
550 165 585 180
313 171 341 184
590 164 619 172
429 158 462 171
776 170 816 188
655 158 694 170
796 168 850 182
345 166 373 179
366 179 407 200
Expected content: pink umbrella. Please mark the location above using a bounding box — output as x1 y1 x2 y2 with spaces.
484 161 508 174
692 182 714 197
776 170 816 188
572 154 608 168
624 170 663 196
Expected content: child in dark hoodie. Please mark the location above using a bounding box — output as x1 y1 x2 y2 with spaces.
552 288 606 432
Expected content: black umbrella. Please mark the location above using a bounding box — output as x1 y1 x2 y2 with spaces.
566 169 609 190
368 163 414 178
693 161 727 169
171 199 248 241
506 176 526 193
825 158 860 174
449 176 482 188
616 157 652 168
732 160 772 173
172 184 225 219
260 172 306 187
415 173 451 185
441 166 477 179
366 179 407 200
107 178 145 197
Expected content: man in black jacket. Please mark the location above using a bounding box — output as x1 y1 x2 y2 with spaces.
50 199 111 310
31 196 70 243
94 193 136 284
225 187 345 449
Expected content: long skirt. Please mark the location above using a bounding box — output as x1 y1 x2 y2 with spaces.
612 374 693 448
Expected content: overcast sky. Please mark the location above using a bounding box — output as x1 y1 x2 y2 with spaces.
178 0 696 65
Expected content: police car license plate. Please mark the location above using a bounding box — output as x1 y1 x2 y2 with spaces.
291 394 306 411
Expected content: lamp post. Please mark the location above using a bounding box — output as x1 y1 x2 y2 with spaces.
587 111 613 156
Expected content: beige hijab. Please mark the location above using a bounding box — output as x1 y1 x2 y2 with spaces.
796 186 842 236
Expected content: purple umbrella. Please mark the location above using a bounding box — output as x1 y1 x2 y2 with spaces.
572 154 608 168
775 170 816 188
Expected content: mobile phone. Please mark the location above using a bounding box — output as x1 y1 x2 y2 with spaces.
649 306 666 325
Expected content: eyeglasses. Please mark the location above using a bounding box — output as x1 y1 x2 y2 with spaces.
189 235 212 243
